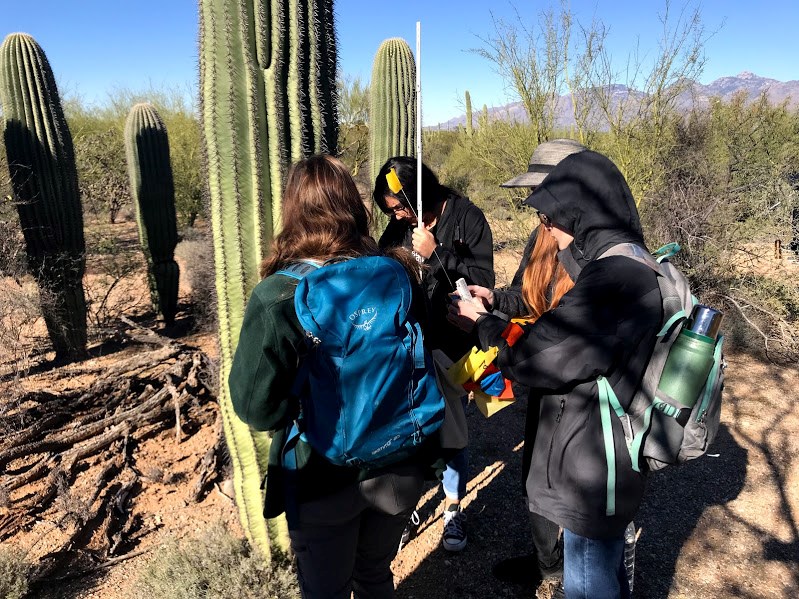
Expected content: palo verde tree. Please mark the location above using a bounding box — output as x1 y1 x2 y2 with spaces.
0 33 87 360
337 75 370 179
200 0 338 560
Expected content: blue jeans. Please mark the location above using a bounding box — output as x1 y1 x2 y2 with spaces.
441 448 468 500
563 529 630 599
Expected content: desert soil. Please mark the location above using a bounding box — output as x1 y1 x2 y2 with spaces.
2 231 798 599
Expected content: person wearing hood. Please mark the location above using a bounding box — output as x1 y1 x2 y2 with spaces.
448 150 661 599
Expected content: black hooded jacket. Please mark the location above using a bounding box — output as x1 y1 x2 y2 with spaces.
474 151 662 539
380 193 494 360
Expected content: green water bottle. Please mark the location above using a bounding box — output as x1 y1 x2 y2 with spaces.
657 305 722 409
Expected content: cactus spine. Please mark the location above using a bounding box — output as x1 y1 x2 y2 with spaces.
0 33 86 360
369 38 416 230
124 103 180 325
199 0 338 560
465 90 473 137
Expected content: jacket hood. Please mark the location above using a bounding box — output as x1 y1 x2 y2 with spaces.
525 151 645 266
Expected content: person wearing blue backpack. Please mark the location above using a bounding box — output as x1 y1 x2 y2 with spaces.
373 156 495 553
230 155 461 599
449 150 662 599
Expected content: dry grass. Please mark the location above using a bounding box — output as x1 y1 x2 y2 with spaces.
131 522 299 599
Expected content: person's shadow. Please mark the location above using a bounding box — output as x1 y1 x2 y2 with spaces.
394 396 532 598
633 423 747 598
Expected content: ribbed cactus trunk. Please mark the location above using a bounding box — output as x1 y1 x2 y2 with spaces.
480 104 489 129
124 103 180 325
199 0 338 561
465 90 473 137
369 38 416 232
0 33 87 360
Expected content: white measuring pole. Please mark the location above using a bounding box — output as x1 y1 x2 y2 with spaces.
415 21 423 230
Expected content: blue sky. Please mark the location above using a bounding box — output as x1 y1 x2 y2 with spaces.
4 1 798 125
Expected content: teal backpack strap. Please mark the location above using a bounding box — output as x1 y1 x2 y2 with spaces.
658 310 687 337
597 376 626 516
653 242 681 263
696 335 724 422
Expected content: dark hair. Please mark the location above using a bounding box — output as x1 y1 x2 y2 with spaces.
372 156 450 215
260 155 376 277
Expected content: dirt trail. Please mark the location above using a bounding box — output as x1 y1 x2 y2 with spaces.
2 234 797 598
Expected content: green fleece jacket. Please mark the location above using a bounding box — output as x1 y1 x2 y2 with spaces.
229 270 450 518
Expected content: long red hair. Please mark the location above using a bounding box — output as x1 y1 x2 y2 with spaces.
521 224 574 320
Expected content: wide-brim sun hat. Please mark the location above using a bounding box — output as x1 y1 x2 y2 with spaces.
501 138 587 189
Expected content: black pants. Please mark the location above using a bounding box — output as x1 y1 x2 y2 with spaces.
523 392 563 577
288 464 425 599
530 510 563 577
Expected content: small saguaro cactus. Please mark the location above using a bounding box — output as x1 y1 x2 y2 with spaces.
465 90 473 137
369 37 416 231
200 0 338 561
0 32 87 360
124 102 180 325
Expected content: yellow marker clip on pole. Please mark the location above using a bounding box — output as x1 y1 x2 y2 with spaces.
386 168 403 194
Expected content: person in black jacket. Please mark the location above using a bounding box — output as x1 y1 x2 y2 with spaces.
374 156 494 552
449 150 661 599
474 139 586 597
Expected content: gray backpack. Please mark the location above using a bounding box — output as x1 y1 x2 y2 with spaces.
596 243 725 516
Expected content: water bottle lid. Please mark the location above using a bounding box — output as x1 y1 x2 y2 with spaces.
687 305 723 339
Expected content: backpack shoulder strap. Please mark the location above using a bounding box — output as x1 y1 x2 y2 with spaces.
276 260 321 280
598 242 661 274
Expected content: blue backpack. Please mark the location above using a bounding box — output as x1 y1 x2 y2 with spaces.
277 255 445 469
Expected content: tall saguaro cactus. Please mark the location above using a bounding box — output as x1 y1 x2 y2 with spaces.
465 90 473 137
369 37 416 231
199 0 338 560
124 103 180 325
0 33 87 360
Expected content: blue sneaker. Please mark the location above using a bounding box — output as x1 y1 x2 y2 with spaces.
442 504 467 552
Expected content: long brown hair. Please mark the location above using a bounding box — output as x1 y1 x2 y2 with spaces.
521 224 574 320
260 154 420 281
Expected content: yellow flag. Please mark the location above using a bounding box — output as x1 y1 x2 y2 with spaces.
386 168 403 194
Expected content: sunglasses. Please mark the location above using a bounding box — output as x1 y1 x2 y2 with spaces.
537 211 553 228
383 201 411 216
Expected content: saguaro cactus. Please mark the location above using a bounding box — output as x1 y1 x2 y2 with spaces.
0 33 86 360
369 37 416 230
465 90 473 137
124 103 180 325
199 0 338 560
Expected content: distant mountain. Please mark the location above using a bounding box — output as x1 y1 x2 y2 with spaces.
430 72 799 131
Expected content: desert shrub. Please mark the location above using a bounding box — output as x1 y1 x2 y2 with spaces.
83 226 149 335
639 99 799 361
0 545 31 599
0 214 50 374
65 87 204 230
133 522 299 599
175 225 218 332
